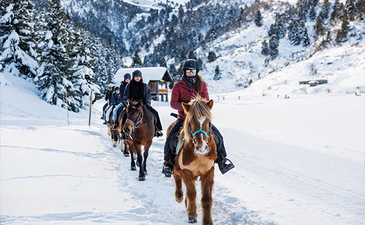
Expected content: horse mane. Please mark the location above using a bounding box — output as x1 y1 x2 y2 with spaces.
181 96 212 145
128 100 152 121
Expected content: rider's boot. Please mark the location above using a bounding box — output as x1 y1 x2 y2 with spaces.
155 129 163 137
217 158 235 174
162 161 173 177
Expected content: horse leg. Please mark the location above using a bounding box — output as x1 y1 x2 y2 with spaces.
173 166 184 203
129 143 136 171
142 141 152 175
200 167 215 225
182 170 197 223
135 143 145 181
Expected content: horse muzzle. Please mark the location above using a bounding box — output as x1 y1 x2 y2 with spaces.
195 144 210 155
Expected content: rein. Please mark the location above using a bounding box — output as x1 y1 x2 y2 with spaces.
125 108 147 133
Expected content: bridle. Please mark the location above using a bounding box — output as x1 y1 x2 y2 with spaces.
125 107 147 138
188 120 212 145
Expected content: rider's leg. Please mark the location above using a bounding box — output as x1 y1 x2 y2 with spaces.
162 119 184 176
211 124 235 174
105 106 114 125
112 104 122 129
102 103 107 119
148 106 163 137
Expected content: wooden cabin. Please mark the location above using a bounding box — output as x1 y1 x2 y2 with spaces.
114 67 172 102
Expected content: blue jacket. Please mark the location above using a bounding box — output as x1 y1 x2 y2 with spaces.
111 92 122 106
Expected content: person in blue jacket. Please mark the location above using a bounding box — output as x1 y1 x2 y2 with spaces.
105 86 122 125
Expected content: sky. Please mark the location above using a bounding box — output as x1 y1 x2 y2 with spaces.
1 64 364 225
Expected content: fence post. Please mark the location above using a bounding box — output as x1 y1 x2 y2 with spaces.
88 90 93 126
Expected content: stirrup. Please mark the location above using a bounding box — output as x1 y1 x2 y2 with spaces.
112 124 118 130
218 158 235 175
162 166 172 177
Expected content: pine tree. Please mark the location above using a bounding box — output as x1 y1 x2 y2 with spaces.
309 6 317 20
131 51 142 67
261 40 270 56
213 65 221 80
314 16 325 36
254 10 263 27
0 0 38 79
207 51 217 62
269 35 279 60
336 11 350 42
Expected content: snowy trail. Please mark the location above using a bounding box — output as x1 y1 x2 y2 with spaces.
1 77 363 225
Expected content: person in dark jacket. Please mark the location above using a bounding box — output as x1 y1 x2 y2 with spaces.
122 70 163 137
101 83 114 124
162 59 234 176
111 73 131 130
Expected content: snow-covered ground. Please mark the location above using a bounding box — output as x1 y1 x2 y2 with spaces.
1 72 364 225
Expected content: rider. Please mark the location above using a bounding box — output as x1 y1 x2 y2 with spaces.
106 86 122 125
162 59 235 176
102 83 114 124
112 73 131 130
122 70 163 137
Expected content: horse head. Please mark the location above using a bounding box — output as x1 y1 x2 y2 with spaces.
182 96 214 155
123 99 144 135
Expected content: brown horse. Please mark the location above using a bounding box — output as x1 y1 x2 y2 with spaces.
106 106 119 147
116 109 130 157
122 100 155 181
172 96 217 225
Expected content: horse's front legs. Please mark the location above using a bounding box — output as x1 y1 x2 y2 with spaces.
200 168 215 225
173 167 183 203
142 142 151 176
182 170 197 223
129 143 136 171
135 143 145 181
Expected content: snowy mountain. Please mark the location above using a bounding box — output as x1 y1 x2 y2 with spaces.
55 0 365 95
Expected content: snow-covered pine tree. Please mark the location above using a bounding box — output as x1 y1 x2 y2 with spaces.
213 65 221 81
0 0 38 80
254 10 263 27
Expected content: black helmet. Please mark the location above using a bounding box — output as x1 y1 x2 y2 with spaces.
183 59 199 69
115 87 120 91
183 59 199 73
124 73 131 80
132 70 142 77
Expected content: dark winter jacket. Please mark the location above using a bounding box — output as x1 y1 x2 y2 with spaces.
119 81 128 100
111 92 123 106
171 75 209 120
105 89 114 104
124 80 152 106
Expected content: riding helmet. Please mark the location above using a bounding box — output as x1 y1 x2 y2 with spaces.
124 73 131 81
183 59 199 74
132 70 142 77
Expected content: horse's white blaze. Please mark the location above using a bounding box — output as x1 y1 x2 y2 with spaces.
195 116 209 155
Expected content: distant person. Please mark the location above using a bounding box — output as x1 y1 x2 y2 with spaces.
121 70 163 137
112 73 131 130
101 83 114 124
162 59 234 177
105 86 122 125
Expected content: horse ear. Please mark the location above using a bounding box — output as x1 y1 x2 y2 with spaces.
137 99 143 108
182 102 190 114
207 99 214 110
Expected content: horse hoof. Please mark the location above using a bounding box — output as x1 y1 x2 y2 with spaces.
131 166 136 171
138 176 146 181
188 217 197 223
123 153 130 157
